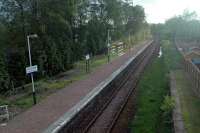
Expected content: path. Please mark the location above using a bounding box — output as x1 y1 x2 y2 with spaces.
170 71 186 133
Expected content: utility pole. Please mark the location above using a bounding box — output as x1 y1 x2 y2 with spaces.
27 34 38 105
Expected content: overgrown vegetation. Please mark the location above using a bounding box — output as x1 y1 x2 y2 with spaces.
130 39 183 133
162 40 182 70
160 96 175 116
130 55 172 133
152 10 200 133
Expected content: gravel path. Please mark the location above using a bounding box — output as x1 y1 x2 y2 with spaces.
0 41 149 133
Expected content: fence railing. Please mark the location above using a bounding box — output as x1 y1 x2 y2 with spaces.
176 43 200 96
182 58 200 95
0 105 9 123
111 42 126 56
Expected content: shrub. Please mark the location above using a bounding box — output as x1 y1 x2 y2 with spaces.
161 95 175 115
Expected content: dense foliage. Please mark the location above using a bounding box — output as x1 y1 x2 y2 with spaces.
0 0 146 93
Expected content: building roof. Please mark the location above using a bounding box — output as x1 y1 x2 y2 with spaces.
192 58 200 64
185 51 200 60
189 47 200 53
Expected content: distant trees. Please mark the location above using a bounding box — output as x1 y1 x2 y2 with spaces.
0 0 146 92
152 11 200 41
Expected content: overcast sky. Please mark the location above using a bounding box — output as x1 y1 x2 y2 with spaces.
133 0 200 23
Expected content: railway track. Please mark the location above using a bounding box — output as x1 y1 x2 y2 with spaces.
44 41 158 133
84 42 158 133
110 41 160 133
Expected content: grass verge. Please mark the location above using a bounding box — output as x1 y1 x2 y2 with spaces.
130 56 172 133
130 40 180 133
162 40 182 70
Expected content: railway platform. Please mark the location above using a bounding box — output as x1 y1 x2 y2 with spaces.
0 40 151 133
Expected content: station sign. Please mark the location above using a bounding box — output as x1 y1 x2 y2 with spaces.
26 65 38 74
86 54 90 60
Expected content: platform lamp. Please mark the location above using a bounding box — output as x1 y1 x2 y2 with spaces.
27 34 38 105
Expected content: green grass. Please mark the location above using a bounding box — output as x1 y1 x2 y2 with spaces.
130 40 181 133
130 40 200 133
175 70 200 133
14 95 41 109
162 40 182 70
161 40 200 133
130 56 171 133
42 80 75 90
0 97 10 105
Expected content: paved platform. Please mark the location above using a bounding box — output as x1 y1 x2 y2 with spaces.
0 41 150 133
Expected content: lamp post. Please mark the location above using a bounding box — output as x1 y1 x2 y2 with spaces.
129 31 131 53
27 34 38 105
107 29 111 63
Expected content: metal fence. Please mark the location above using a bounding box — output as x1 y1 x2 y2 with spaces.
176 42 200 96
111 42 126 56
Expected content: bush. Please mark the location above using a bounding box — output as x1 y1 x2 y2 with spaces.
161 95 175 115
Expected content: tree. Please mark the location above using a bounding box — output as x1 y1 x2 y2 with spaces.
0 22 9 93
0 0 148 92
153 11 200 42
